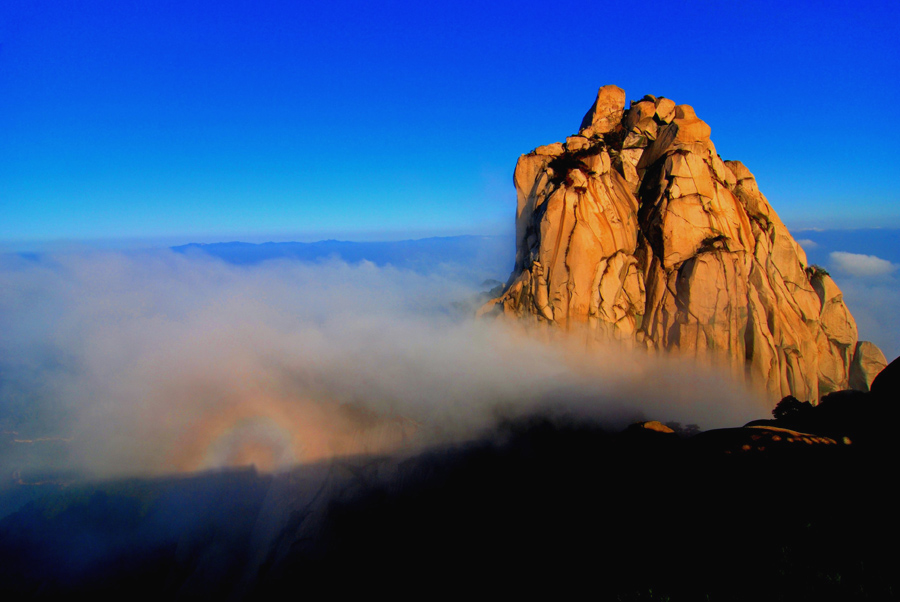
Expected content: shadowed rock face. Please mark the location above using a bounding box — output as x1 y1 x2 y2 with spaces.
481 85 883 402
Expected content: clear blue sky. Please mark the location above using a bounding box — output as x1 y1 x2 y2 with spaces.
2 0 898 246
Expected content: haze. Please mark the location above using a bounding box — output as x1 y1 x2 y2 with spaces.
1 247 771 478
1 1 899 479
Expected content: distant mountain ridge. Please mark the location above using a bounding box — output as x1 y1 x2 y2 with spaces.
172 235 512 281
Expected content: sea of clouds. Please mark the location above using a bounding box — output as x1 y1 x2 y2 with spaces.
0 248 766 479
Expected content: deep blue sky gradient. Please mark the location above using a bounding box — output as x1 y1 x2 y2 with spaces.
2 0 899 246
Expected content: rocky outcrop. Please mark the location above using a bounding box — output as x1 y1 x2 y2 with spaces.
481 85 884 402
849 341 888 392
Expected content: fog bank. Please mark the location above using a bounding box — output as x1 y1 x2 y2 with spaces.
0 249 766 478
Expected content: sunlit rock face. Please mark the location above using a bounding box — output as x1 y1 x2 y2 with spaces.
849 341 888 392
481 85 883 402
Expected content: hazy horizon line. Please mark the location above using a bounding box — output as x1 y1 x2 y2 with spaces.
8 223 900 255
0 227 515 254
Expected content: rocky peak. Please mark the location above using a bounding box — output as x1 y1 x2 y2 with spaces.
579 84 626 136
481 85 885 403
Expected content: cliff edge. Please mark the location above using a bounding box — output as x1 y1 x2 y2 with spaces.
481 85 886 401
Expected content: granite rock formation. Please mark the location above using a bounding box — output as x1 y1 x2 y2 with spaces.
849 341 888 392
481 85 884 401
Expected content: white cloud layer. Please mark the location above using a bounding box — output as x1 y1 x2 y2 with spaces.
830 251 897 277
0 250 765 478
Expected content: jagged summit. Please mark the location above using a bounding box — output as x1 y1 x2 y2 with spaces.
481 85 886 402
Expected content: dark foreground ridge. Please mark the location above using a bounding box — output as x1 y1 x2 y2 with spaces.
0 356 898 600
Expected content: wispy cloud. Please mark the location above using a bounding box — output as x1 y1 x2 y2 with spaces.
825 251 900 361
830 251 897 277
796 239 818 250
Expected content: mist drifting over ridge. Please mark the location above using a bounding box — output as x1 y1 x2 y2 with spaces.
0 243 766 480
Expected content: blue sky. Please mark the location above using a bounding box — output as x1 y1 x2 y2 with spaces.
2 0 899 246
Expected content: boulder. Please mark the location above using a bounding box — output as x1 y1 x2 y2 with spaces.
638 421 675 434
579 85 626 136
655 97 676 123
849 341 888 392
